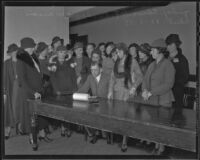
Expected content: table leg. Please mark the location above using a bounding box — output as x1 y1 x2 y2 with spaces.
110 132 113 145
31 113 38 151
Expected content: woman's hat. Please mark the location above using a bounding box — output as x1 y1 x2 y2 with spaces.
73 42 84 50
20 37 36 49
151 38 166 48
36 42 48 53
165 34 182 46
138 43 151 55
116 43 128 53
7 43 19 54
51 36 63 46
66 44 73 50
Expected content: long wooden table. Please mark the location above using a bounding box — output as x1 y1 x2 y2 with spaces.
27 95 196 152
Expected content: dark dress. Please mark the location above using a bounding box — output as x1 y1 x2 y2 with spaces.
39 58 52 97
170 48 189 109
74 56 91 88
16 50 48 133
48 57 77 130
49 58 77 94
137 57 154 93
139 57 153 76
4 59 19 127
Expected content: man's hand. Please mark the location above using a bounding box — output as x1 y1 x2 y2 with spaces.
129 87 137 96
56 91 61 96
77 76 82 85
4 94 6 104
34 92 41 99
107 92 113 100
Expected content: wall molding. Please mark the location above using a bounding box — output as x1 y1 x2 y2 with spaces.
69 2 170 27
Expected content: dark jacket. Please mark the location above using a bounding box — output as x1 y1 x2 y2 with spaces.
17 50 43 98
49 58 77 94
3 59 18 127
74 56 91 86
16 50 45 133
171 48 189 88
170 48 189 108
78 73 110 98
137 57 154 93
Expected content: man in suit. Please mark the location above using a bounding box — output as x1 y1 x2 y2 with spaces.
78 61 110 98
78 61 110 143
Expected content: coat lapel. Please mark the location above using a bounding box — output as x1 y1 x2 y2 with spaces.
148 58 165 90
17 50 41 74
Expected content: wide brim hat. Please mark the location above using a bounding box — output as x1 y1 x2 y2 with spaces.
36 42 48 53
20 37 36 49
138 43 151 55
73 42 84 50
51 36 63 46
165 34 182 46
7 43 19 54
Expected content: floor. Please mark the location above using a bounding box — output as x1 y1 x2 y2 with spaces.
4 126 197 159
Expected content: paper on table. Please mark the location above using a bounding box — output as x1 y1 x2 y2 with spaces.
72 93 90 101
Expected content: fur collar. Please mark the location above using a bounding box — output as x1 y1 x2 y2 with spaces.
17 49 39 68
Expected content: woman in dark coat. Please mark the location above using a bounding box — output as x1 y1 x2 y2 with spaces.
135 43 154 95
49 45 77 95
73 42 91 88
36 42 52 96
48 36 63 58
138 43 154 75
4 44 19 139
48 45 77 136
16 37 51 148
165 34 189 110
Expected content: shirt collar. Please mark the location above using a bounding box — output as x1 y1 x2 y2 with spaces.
96 73 101 83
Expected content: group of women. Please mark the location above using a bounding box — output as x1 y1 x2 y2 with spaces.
4 33 189 154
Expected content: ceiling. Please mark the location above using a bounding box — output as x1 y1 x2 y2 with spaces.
64 6 127 22
64 7 94 17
